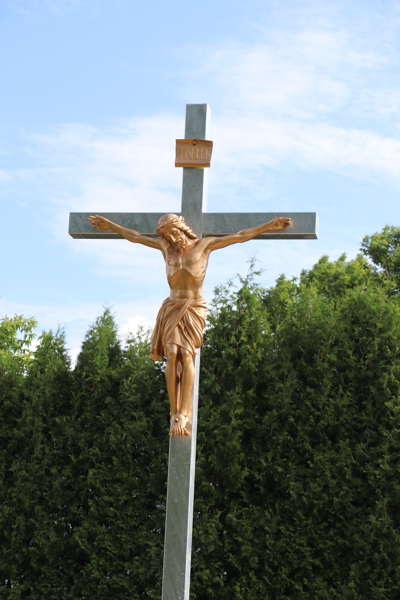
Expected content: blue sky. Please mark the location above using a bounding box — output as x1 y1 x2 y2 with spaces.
1 0 400 361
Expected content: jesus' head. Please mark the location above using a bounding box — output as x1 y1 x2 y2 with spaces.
156 214 198 250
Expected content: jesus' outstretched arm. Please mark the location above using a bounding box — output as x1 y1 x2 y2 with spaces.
205 217 292 251
88 215 164 251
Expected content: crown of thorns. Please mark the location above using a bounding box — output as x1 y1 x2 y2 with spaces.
156 214 198 240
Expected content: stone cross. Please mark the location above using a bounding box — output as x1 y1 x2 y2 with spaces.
69 104 318 600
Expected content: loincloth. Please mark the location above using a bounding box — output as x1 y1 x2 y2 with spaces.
151 296 207 361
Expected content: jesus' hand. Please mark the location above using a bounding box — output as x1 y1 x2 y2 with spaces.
268 217 292 230
88 215 114 230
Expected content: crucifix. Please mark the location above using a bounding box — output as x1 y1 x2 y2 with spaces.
69 104 318 600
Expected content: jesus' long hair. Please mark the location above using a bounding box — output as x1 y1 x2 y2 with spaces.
156 214 198 241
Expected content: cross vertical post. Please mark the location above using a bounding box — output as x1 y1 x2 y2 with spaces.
161 104 210 600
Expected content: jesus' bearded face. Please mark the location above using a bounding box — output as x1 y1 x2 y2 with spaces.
166 227 188 250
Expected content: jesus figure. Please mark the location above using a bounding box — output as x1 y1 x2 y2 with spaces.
88 213 291 436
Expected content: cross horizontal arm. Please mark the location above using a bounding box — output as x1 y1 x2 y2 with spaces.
69 211 319 240
68 212 166 239
204 212 318 240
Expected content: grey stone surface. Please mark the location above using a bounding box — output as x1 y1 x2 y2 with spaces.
68 212 165 239
181 169 208 239
162 350 200 600
183 104 210 140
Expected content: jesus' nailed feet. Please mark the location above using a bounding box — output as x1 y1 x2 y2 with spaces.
170 412 191 437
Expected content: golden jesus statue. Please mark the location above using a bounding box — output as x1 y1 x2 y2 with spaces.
88 213 291 436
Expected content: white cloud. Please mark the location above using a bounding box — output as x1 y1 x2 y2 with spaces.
179 6 400 136
119 315 154 340
11 109 400 235
3 118 398 289
210 117 400 191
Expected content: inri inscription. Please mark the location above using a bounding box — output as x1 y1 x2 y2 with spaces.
175 138 213 168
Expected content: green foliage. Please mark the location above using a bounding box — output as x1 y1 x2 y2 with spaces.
64 315 168 599
300 253 376 300
0 314 37 376
361 225 400 293
0 314 38 594
1 228 400 599
0 314 37 356
0 311 168 599
1 328 72 597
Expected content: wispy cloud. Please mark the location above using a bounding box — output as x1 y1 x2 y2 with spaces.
5 13 399 214
179 5 400 131
2 4 399 280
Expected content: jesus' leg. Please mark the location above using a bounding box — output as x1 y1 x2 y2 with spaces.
179 348 195 422
166 344 189 436
169 347 194 437
166 343 179 417
166 344 193 437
